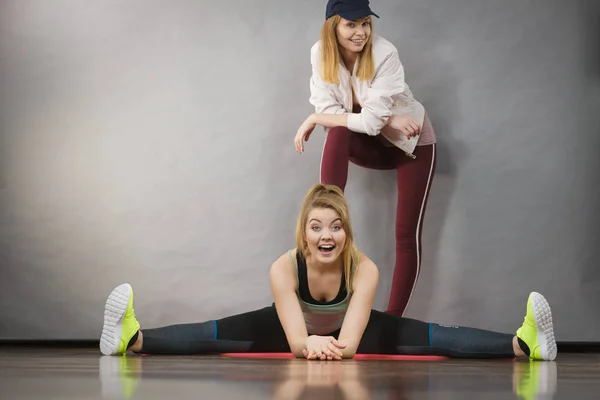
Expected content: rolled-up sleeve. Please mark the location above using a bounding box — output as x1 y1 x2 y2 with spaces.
347 51 406 136
308 45 348 115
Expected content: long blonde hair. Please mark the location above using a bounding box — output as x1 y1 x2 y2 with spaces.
295 184 360 292
319 15 375 84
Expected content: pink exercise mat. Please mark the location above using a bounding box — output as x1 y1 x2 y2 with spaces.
220 352 447 360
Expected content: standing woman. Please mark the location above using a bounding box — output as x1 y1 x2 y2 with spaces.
294 0 437 316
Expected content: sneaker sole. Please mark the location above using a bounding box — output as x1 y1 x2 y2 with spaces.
100 283 132 356
531 292 557 361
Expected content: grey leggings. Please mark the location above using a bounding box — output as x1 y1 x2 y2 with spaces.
137 305 519 358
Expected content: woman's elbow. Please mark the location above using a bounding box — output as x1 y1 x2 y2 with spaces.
363 115 389 136
350 122 380 137
287 337 308 358
366 124 386 137
290 346 305 358
338 338 360 358
342 350 357 359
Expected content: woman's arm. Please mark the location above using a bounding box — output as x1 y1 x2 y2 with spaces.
336 255 379 358
346 50 408 136
296 49 415 152
269 252 309 357
306 42 413 134
312 113 349 129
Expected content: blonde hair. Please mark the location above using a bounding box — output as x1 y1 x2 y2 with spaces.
295 184 360 292
319 15 375 84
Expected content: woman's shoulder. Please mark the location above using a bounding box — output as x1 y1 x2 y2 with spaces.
371 35 400 61
269 249 299 288
274 248 297 259
311 40 321 52
372 34 397 51
353 251 378 273
310 40 322 64
351 252 379 291
271 249 298 271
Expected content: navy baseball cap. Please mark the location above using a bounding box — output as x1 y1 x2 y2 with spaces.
326 0 380 21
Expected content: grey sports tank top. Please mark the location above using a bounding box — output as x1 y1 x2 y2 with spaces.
287 250 356 335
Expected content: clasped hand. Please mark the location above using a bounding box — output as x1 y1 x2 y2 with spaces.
387 115 420 138
302 335 347 361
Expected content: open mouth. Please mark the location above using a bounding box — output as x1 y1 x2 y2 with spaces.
351 39 365 45
318 244 336 255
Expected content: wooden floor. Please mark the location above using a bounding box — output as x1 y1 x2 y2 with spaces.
0 347 599 399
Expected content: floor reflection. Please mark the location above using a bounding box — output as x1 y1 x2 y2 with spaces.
272 361 371 400
97 354 558 400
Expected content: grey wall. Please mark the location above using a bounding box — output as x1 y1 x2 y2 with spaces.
1 0 598 341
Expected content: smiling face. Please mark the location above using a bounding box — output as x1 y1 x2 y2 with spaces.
295 185 358 283
304 207 347 265
335 16 372 56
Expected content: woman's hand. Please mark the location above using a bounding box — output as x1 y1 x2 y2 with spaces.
302 335 346 361
387 115 421 138
294 114 317 153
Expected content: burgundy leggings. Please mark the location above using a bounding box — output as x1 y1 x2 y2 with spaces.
319 126 436 316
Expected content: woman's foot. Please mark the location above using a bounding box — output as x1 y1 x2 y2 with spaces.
516 292 557 361
100 283 141 356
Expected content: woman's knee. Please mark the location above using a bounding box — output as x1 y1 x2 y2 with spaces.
326 126 351 142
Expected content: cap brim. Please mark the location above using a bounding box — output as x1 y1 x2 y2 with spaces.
337 9 380 21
